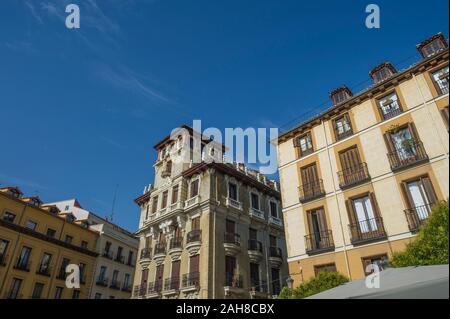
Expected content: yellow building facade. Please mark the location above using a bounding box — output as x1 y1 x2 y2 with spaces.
0 187 99 299
277 33 449 286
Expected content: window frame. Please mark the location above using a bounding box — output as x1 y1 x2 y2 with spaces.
333 113 353 141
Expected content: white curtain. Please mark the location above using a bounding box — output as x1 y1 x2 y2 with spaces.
354 196 377 233
407 181 430 220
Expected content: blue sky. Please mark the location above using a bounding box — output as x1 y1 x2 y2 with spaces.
0 0 448 231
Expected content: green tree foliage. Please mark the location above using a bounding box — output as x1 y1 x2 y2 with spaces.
278 271 348 299
390 201 449 267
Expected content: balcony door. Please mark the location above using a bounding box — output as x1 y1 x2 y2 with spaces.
250 263 260 289
300 164 320 197
171 260 181 289
385 124 419 161
339 146 362 184
352 195 378 233
140 269 148 292
155 264 164 290
307 208 328 249
225 256 237 286
402 177 437 220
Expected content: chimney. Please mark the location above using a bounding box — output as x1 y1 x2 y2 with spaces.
330 86 353 106
369 62 397 84
416 33 448 59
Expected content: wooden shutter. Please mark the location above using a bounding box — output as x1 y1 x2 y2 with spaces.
400 182 415 209
226 219 235 233
249 228 257 240
345 199 357 225
158 232 166 245
421 176 438 204
301 164 319 185
317 208 328 232
141 269 148 285
293 136 300 147
369 193 382 218
407 122 420 141
162 191 168 208
441 107 449 130
344 113 353 133
145 236 152 248
306 211 315 235
191 217 200 230
172 185 179 204
383 131 396 153
190 254 199 273
171 260 181 279
339 146 361 171
174 226 182 239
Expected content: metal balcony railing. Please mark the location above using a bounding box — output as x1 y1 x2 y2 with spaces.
225 273 243 288
36 264 52 276
349 217 387 244
134 284 147 297
187 229 202 243
169 237 183 250
96 277 109 287
387 140 428 171
305 230 335 254
148 281 163 294
154 243 166 255
337 163 370 189
249 279 267 293
299 179 325 203
110 280 121 290
380 100 403 120
182 272 200 288
163 277 180 291
404 203 433 232
140 248 152 260
248 239 263 252
269 247 282 259
14 258 31 272
224 232 240 246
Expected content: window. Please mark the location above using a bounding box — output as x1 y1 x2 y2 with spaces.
190 179 199 198
81 241 88 249
432 65 449 95
164 160 172 176
116 246 123 262
94 293 102 299
54 287 63 299
331 87 352 105
269 201 278 218
161 191 168 209
124 274 131 288
46 228 56 238
225 255 237 286
269 235 277 248
314 263 337 276
8 278 22 299
250 193 259 210
171 185 179 204
38 253 52 275
58 258 70 279
99 266 107 280
25 220 37 231
127 251 134 266
112 270 119 284
31 283 44 299
402 176 437 222
228 182 238 201
362 255 388 276
420 38 446 58
151 197 158 214
334 114 353 140
2 212 16 223
64 235 73 244
104 241 112 254
294 132 314 157
79 263 86 283
72 290 80 299
191 216 200 230
65 205 70 211
378 92 402 120
385 124 423 166
372 67 394 83
250 263 260 288
271 268 281 295
0 239 9 261
16 246 32 270
350 194 378 233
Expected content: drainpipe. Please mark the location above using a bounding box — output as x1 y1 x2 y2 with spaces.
322 121 352 280
212 172 218 299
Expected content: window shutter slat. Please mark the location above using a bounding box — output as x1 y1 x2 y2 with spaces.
421 176 438 205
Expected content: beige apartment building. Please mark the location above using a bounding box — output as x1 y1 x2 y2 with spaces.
132 126 288 299
277 33 449 286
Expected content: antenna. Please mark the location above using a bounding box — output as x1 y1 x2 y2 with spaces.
110 184 119 222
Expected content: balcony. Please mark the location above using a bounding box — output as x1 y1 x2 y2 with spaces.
133 284 147 298
269 215 283 227
269 247 283 268
249 208 265 221
168 237 183 261
337 163 371 189
115 254 125 264
223 232 241 256
153 243 167 265
247 239 263 263
110 280 121 290
170 201 184 212
36 265 52 277
224 274 245 297
349 217 387 245
181 272 200 292
147 281 163 298
102 250 113 260
94 276 107 288
305 230 335 255
299 179 326 203
225 197 243 211
163 277 180 296
139 248 152 266
96 277 109 287
13 259 31 272
387 140 429 172
122 283 132 293
186 229 202 255
185 196 200 210
249 280 268 299
404 204 432 232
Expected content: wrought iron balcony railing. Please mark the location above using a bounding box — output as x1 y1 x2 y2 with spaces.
225 273 243 288
299 179 326 203
224 232 240 246
148 281 163 294
349 217 387 245
187 229 202 243
182 272 200 288
133 284 147 297
163 277 180 291
337 163 371 189
387 140 428 171
269 247 282 259
154 243 166 255
248 239 263 252
404 203 433 232
169 237 183 250
140 248 152 260
305 230 335 255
